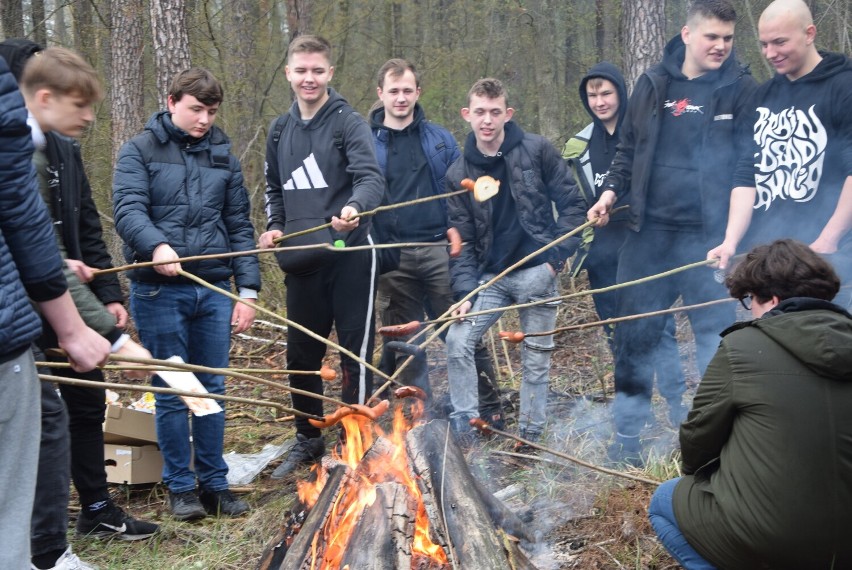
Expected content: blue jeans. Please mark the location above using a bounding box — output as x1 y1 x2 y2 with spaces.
649 478 717 570
377 245 501 410
130 281 232 493
446 263 558 436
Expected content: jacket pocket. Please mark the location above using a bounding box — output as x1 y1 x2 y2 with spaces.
274 217 336 275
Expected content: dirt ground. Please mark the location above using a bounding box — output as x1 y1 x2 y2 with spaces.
81 271 692 569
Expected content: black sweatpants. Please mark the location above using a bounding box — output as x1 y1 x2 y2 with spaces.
286 247 378 438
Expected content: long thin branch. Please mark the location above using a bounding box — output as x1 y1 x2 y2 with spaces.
39 373 301 416
483 427 661 487
177 270 393 384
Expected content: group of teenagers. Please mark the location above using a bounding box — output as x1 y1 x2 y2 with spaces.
0 0 850 567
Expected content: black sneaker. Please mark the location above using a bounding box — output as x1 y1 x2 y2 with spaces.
199 489 250 517
479 409 506 431
513 430 541 454
606 433 645 468
449 416 479 450
271 433 325 479
168 490 207 521
76 500 159 541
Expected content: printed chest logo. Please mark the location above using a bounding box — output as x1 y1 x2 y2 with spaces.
594 170 609 188
664 98 704 116
753 105 826 211
283 153 329 190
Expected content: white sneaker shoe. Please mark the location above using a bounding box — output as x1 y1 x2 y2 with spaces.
31 546 98 570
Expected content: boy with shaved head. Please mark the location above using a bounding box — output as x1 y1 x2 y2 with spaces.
709 0 852 302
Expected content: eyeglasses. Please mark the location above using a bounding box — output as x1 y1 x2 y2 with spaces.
740 294 753 311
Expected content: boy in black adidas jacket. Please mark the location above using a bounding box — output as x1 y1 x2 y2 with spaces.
259 35 385 478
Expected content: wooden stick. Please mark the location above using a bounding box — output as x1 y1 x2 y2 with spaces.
497 316 515 383
177 270 393 385
93 241 454 277
38 374 309 417
404 255 718 330
475 423 661 486
45 350 355 412
36 361 336 379
272 187 471 244
500 297 738 341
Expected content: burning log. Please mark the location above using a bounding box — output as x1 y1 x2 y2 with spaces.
405 421 537 570
262 415 539 570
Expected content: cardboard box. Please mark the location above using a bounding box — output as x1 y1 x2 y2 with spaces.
103 405 157 445
104 444 163 484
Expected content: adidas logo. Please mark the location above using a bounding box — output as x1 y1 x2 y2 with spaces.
283 153 329 190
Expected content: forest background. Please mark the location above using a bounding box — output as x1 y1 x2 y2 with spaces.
1 0 849 308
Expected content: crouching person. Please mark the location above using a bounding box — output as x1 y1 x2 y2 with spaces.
650 239 852 569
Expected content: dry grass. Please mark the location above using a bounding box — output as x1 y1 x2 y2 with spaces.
69 271 690 569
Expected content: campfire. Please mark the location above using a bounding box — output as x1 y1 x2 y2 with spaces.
260 402 538 569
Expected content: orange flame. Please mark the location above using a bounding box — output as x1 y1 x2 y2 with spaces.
297 401 447 568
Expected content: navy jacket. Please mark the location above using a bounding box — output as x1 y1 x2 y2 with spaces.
113 111 260 290
370 103 459 220
0 59 68 359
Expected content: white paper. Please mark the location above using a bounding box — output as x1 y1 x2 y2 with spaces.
156 356 224 416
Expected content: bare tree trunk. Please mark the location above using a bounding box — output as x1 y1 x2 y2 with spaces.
31 0 46 46
221 0 260 164
285 0 312 42
110 0 145 159
149 0 191 107
526 0 562 143
595 0 605 63
54 2 69 46
1 0 24 38
621 0 666 94
71 0 93 60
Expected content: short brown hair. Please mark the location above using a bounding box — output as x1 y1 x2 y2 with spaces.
687 0 737 24
168 68 223 106
377 58 420 88
726 239 840 304
20 47 103 103
467 78 508 107
287 34 332 64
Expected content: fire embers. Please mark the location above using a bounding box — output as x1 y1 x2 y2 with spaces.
270 407 537 570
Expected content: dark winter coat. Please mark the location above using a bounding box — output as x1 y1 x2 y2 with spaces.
0 59 67 359
113 111 260 290
41 132 123 305
603 35 757 242
674 298 852 569
445 124 585 300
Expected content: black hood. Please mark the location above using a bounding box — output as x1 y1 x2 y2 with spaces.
0 38 43 82
579 61 628 132
369 102 426 133
778 50 852 84
289 87 348 128
463 120 525 168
